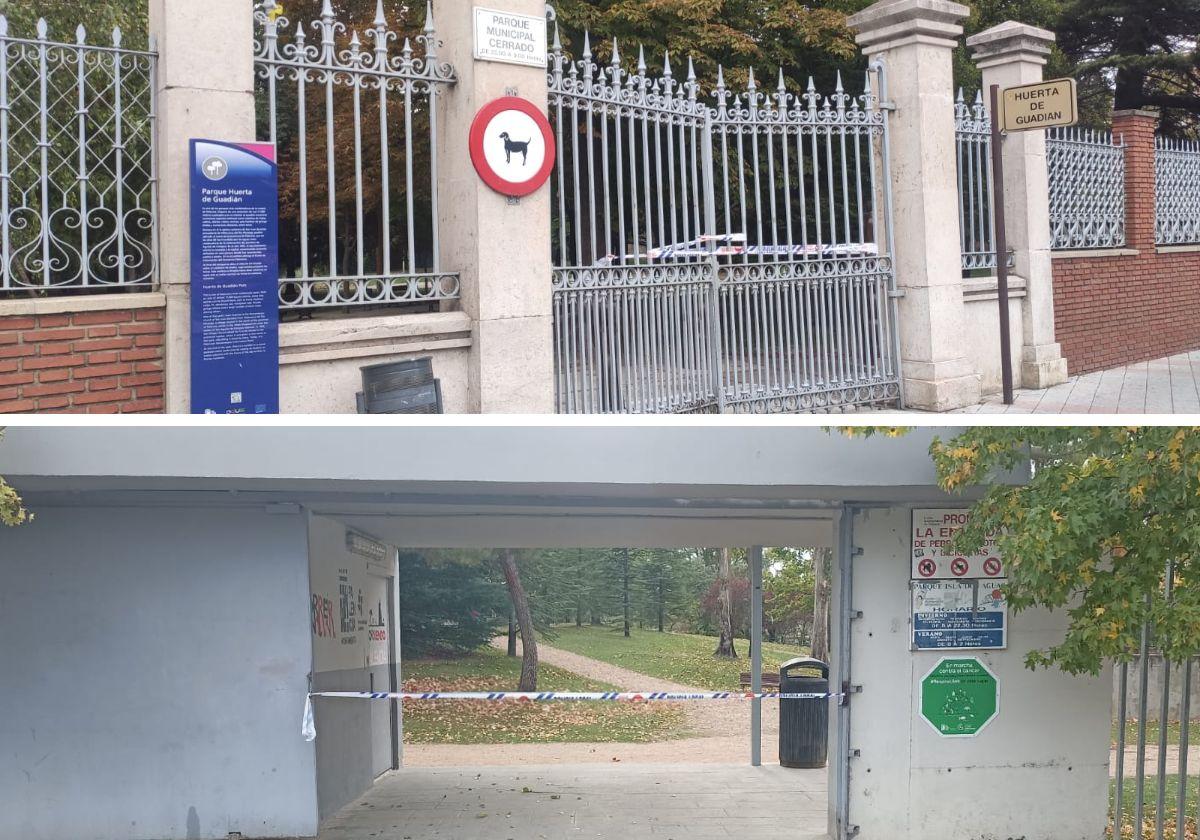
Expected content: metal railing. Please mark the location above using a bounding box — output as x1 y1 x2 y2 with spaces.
954 89 996 273
1155 137 1200 246
1047 126 1125 250
1111 571 1196 840
253 0 459 310
548 29 900 414
0 17 157 294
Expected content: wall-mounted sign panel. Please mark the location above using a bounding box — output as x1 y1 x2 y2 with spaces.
189 139 279 414
469 96 555 197
1001 78 1077 132
473 7 547 68
912 579 1008 650
912 508 1003 579
920 656 1000 737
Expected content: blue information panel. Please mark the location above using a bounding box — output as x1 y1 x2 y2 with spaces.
189 139 279 414
912 579 1007 650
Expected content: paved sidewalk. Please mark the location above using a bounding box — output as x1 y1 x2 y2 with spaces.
319 764 828 840
954 350 1200 414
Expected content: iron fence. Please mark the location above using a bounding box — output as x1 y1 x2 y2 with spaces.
1155 137 1200 246
253 0 459 310
1111 578 1197 840
0 17 157 294
1047 126 1125 250
954 89 996 273
548 29 900 414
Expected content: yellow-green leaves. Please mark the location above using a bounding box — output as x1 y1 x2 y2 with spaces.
930 427 1200 676
0 429 29 527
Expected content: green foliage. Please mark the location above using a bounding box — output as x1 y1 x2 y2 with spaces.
930 427 1200 676
764 547 816 643
398 551 509 656
401 646 687 744
550 0 874 95
0 0 149 49
545 624 806 689
0 430 29 528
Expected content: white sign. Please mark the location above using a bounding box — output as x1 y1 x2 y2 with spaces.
912 579 1008 650
911 508 1003 579
481 108 547 183
473 7 547 68
1001 78 1077 132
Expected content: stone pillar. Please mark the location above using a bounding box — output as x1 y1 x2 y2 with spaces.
968 22 1068 389
149 0 256 413
437 2 555 413
1112 109 1160 252
847 0 981 411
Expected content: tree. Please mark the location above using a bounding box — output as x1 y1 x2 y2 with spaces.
811 548 831 663
497 548 539 691
930 426 1200 675
551 0 872 96
0 428 29 527
398 551 508 656
1 0 149 48
1057 0 1200 133
713 547 738 658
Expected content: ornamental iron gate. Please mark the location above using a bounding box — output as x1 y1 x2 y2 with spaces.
548 30 902 414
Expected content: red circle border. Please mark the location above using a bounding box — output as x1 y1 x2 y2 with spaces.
468 96 556 198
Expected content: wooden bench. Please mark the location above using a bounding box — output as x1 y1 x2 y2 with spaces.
739 671 781 690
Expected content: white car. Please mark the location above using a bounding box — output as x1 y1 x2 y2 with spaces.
591 235 878 265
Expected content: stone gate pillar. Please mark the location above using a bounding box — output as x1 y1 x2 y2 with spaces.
848 0 982 411
968 22 1068 389
148 0 257 413
437 1 556 413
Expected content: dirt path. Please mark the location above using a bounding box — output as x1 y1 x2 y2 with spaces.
403 638 782 767
1115 744 1200 777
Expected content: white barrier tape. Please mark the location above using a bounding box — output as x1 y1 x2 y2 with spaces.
313 689 835 701
301 690 839 741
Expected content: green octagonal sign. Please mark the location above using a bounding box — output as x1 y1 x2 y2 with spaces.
920 657 999 737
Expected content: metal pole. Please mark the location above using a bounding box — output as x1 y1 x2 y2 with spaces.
835 507 856 840
750 545 763 767
988 84 1014 404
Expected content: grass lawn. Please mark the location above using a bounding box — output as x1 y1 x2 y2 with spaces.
1110 776 1200 839
542 624 809 691
402 646 688 744
1113 719 1188 747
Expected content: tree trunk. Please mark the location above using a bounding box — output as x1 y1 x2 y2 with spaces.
714 547 737 659
576 599 583 627
498 549 538 691
812 548 831 664
507 609 517 657
657 573 664 633
622 548 631 638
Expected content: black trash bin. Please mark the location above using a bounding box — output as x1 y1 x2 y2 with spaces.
778 656 829 769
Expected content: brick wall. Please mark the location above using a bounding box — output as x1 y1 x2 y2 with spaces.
0 299 165 413
1052 110 1200 374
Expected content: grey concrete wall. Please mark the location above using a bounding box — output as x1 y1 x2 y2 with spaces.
834 505 1111 840
0 504 317 840
307 515 396 822
1114 654 1200 721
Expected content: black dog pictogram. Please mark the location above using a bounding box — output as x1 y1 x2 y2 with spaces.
499 132 530 165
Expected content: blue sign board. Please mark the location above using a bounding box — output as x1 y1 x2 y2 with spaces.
189 139 279 414
912 579 1007 650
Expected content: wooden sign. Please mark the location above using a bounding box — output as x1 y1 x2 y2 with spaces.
1000 78 1077 132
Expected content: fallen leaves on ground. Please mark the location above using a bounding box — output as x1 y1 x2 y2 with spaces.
401 671 688 745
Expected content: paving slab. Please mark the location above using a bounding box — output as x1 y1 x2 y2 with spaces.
934 350 1200 414
319 763 829 840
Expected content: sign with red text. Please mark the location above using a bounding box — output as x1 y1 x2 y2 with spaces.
911 508 1004 580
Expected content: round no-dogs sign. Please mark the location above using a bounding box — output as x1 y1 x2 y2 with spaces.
469 96 555 197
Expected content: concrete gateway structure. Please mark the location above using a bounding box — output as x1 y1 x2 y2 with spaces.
0 426 1110 839
3 0 1197 414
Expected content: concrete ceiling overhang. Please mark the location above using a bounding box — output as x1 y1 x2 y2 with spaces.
0 425 1014 548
